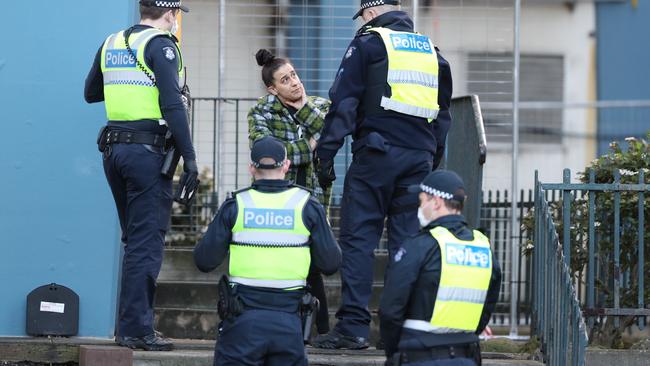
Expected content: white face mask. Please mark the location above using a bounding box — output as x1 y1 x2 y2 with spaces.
169 18 178 35
417 206 432 228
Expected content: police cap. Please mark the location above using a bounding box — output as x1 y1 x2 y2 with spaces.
139 0 189 13
408 170 466 203
251 136 287 169
353 0 401 20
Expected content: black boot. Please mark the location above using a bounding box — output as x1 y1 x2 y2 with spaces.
116 333 174 351
311 329 369 350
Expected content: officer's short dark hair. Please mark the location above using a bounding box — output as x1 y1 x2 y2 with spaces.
444 199 464 212
140 5 176 20
255 49 291 87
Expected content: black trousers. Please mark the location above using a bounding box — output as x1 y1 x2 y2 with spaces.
103 143 173 337
215 309 307 366
334 143 432 339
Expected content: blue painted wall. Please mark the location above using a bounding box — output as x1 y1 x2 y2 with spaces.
596 1 650 154
0 1 136 337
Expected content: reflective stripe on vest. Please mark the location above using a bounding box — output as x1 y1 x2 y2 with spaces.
403 226 492 334
229 277 306 289
368 27 440 120
229 187 312 290
100 28 184 121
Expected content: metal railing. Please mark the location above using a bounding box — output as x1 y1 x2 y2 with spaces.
533 168 650 364
533 170 588 366
541 169 650 325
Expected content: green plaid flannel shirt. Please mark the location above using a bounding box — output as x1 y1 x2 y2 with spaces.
248 94 332 210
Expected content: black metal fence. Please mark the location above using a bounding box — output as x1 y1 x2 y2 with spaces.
532 168 650 364
479 189 534 327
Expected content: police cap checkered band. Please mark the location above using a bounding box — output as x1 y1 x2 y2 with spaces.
407 170 467 202
353 0 400 19
251 136 287 170
139 0 189 12
419 184 454 200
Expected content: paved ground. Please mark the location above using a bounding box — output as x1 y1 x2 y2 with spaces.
0 337 543 366
134 348 543 366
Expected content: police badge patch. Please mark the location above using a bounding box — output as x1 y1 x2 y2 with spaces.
345 46 356 59
163 46 176 61
394 247 406 262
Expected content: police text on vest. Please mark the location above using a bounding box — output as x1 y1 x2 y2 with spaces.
445 244 491 268
105 49 137 68
243 208 295 230
390 34 433 54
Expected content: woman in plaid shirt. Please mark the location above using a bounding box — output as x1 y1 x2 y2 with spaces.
248 49 333 338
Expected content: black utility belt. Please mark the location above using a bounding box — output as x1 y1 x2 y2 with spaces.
105 129 166 148
400 344 472 364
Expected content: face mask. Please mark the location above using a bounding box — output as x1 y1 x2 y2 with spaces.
171 19 179 35
417 207 432 228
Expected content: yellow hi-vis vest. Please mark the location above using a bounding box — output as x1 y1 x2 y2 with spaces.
100 28 184 121
403 226 493 334
368 27 440 121
229 187 312 290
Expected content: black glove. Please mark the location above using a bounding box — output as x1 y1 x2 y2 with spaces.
315 157 335 188
174 159 200 206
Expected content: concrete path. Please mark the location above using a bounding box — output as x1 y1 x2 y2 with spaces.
134 345 543 366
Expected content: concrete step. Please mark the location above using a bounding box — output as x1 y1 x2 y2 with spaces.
159 248 390 282
159 248 225 282
154 280 384 312
153 280 385 341
155 307 218 340
154 305 382 344
155 248 389 340
133 347 543 366
154 304 528 343
155 281 219 310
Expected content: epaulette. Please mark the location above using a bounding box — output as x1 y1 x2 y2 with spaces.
290 183 314 195
355 25 374 38
229 186 252 198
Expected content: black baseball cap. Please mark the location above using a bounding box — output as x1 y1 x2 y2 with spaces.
408 170 467 202
139 0 189 13
251 137 287 169
353 0 400 20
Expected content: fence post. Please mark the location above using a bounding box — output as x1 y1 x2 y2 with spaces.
562 168 572 266
639 170 645 329
235 99 240 189
532 174 537 331
212 99 218 195
613 169 621 328
587 169 595 327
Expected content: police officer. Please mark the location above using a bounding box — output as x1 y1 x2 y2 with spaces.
193 137 342 366
84 0 198 351
313 0 453 349
379 171 501 365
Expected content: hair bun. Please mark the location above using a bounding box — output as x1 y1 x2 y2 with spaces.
255 49 276 67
